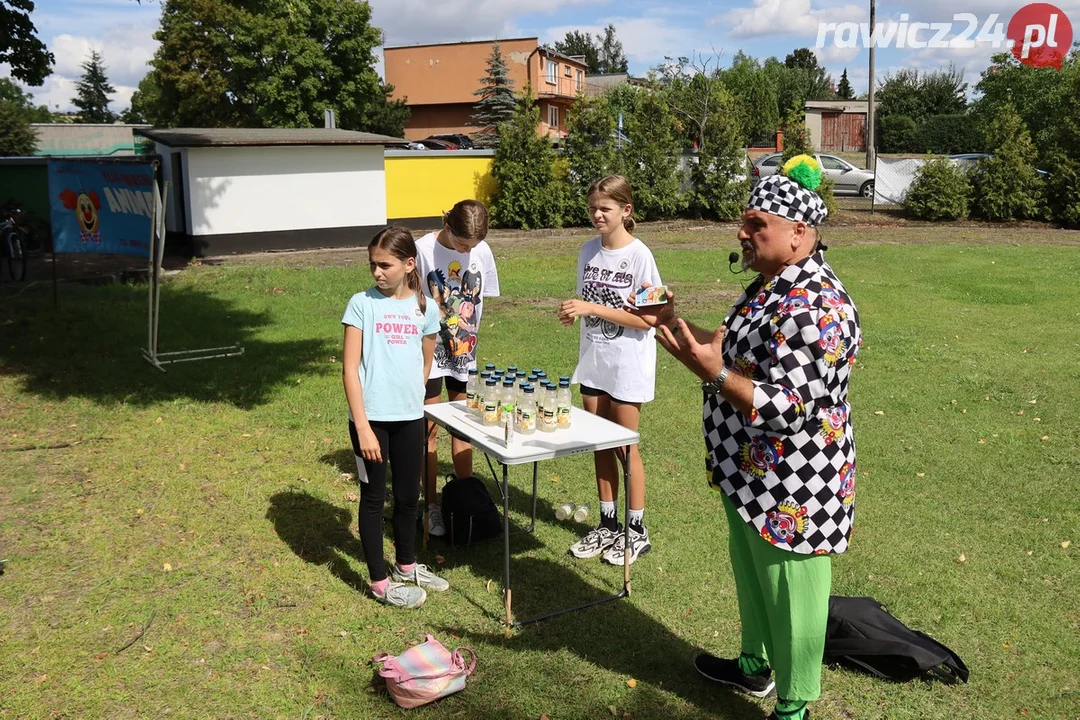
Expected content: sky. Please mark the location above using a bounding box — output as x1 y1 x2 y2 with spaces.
9 0 1080 113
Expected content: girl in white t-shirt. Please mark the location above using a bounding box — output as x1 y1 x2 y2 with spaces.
557 175 662 566
415 200 500 538
342 226 448 609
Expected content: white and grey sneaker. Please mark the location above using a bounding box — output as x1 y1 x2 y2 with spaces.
568 524 621 559
602 525 651 565
426 505 446 537
371 581 427 609
391 563 450 592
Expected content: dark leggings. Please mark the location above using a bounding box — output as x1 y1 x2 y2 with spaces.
349 418 424 582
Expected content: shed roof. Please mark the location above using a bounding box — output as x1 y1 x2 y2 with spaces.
135 128 408 148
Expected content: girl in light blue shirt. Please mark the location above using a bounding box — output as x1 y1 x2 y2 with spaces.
342 226 446 609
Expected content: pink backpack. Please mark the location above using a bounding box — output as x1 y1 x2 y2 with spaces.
372 634 477 709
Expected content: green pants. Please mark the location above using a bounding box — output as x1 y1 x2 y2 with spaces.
723 493 832 702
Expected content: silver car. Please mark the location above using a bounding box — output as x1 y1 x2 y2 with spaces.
752 152 875 197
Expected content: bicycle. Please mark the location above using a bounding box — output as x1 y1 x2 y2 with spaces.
0 216 26 282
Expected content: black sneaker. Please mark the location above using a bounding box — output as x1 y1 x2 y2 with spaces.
694 652 775 698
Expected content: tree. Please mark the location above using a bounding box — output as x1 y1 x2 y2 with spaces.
615 89 684 220
148 0 405 134
564 93 616 223
763 56 835 120
122 72 162 124
1 0 54 86
72 50 116 123
970 102 1044 221
490 87 567 229
836 69 854 100
784 48 818 70
597 24 628 74
0 100 38 155
655 53 736 152
470 42 517 148
554 31 600 74
720 51 779 145
903 157 972 220
0 77 51 122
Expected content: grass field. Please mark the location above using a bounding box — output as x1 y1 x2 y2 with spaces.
1 223 1079 720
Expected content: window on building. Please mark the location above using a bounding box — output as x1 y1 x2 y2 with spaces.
576 69 584 91
564 64 572 77
548 105 559 128
546 59 557 84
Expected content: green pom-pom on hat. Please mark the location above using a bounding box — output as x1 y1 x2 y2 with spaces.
782 154 823 191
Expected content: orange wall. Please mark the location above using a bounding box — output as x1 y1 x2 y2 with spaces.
385 38 539 106
403 105 473 140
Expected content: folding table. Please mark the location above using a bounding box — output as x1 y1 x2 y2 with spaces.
423 401 639 631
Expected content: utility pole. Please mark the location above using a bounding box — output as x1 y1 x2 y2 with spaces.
865 0 876 171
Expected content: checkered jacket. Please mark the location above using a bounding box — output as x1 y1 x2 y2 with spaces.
705 251 862 555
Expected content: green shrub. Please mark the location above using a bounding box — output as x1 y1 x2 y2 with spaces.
903 156 972 220
970 103 1044 221
490 90 568 229
614 90 684 221
818 176 838 219
878 115 917 153
1046 152 1080 227
916 114 983 154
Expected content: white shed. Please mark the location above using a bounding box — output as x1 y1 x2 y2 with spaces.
136 127 406 256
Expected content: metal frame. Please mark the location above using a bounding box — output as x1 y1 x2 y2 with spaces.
423 402 638 634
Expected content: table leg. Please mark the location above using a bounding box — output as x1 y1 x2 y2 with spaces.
528 462 538 532
502 462 513 632
623 444 631 594
422 421 435 550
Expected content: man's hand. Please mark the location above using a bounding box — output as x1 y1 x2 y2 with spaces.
661 319 727 382
628 282 677 330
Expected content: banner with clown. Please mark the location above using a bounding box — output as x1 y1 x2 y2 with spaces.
47 160 156 257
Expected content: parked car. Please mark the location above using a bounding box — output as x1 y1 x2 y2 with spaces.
752 152 875 197
425 133 474 149
948 153 1050 178
416 138 460 150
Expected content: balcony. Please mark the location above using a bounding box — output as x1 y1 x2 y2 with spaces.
536 74 584 100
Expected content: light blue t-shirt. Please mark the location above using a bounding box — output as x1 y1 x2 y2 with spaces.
342 288 441 422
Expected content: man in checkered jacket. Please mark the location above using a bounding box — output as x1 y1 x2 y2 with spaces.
634 170 862 720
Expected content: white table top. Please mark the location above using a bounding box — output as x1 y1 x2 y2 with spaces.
424 401 639 466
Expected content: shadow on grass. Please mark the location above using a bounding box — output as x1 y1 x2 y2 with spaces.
266 490 366 593
0 280 333 409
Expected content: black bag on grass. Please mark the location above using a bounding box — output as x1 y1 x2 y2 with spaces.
824 596 969 684
440 475 502 547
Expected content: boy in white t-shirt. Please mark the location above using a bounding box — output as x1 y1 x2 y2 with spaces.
558 176 661 566
416 200 500 536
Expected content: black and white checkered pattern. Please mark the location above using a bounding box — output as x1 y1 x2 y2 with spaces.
704 251 861 555
747 175 828 227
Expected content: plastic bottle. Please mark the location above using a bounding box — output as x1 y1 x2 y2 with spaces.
573 504 590 523
557 379 572 429
518 385 537 435
507 366 518 377
555 502 575 520
531 368 543 377
465 368 480 415
482 378 499 426
540 382 558 433
484 363 496 374
499 378 516 428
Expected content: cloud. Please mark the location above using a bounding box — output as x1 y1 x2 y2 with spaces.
717 0 865 39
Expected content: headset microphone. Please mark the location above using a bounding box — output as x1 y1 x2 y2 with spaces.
728 250 749 292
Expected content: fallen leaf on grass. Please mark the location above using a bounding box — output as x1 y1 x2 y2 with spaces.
1026 551 1033 556
1041 436 1050 441
627 678 637 688
485 579 494 592
873 410 885 416
1062 541 1072 549
978 439 986 444
550 475 560 483
916 472 925 478
344 492 358 503
34 674 48 684
1029 399 1037 405
1016 410 1025 416
609 706 618 717
163 563 173 572
435 555 446 565
956 554 966 564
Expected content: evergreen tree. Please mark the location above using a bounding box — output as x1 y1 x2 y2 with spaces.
471 43 517 148
71 49 115 123
597 25 628 74
971 102 1044 221
491 86 567 229
837 69 854 100
554 31 600 74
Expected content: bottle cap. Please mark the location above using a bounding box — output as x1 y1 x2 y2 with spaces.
468 367 478 375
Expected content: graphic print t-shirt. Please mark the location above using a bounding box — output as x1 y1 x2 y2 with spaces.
571 237 662 403
415 232 500 382
341 289 440 422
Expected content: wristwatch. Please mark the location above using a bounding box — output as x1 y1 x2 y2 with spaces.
701 367 730 394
